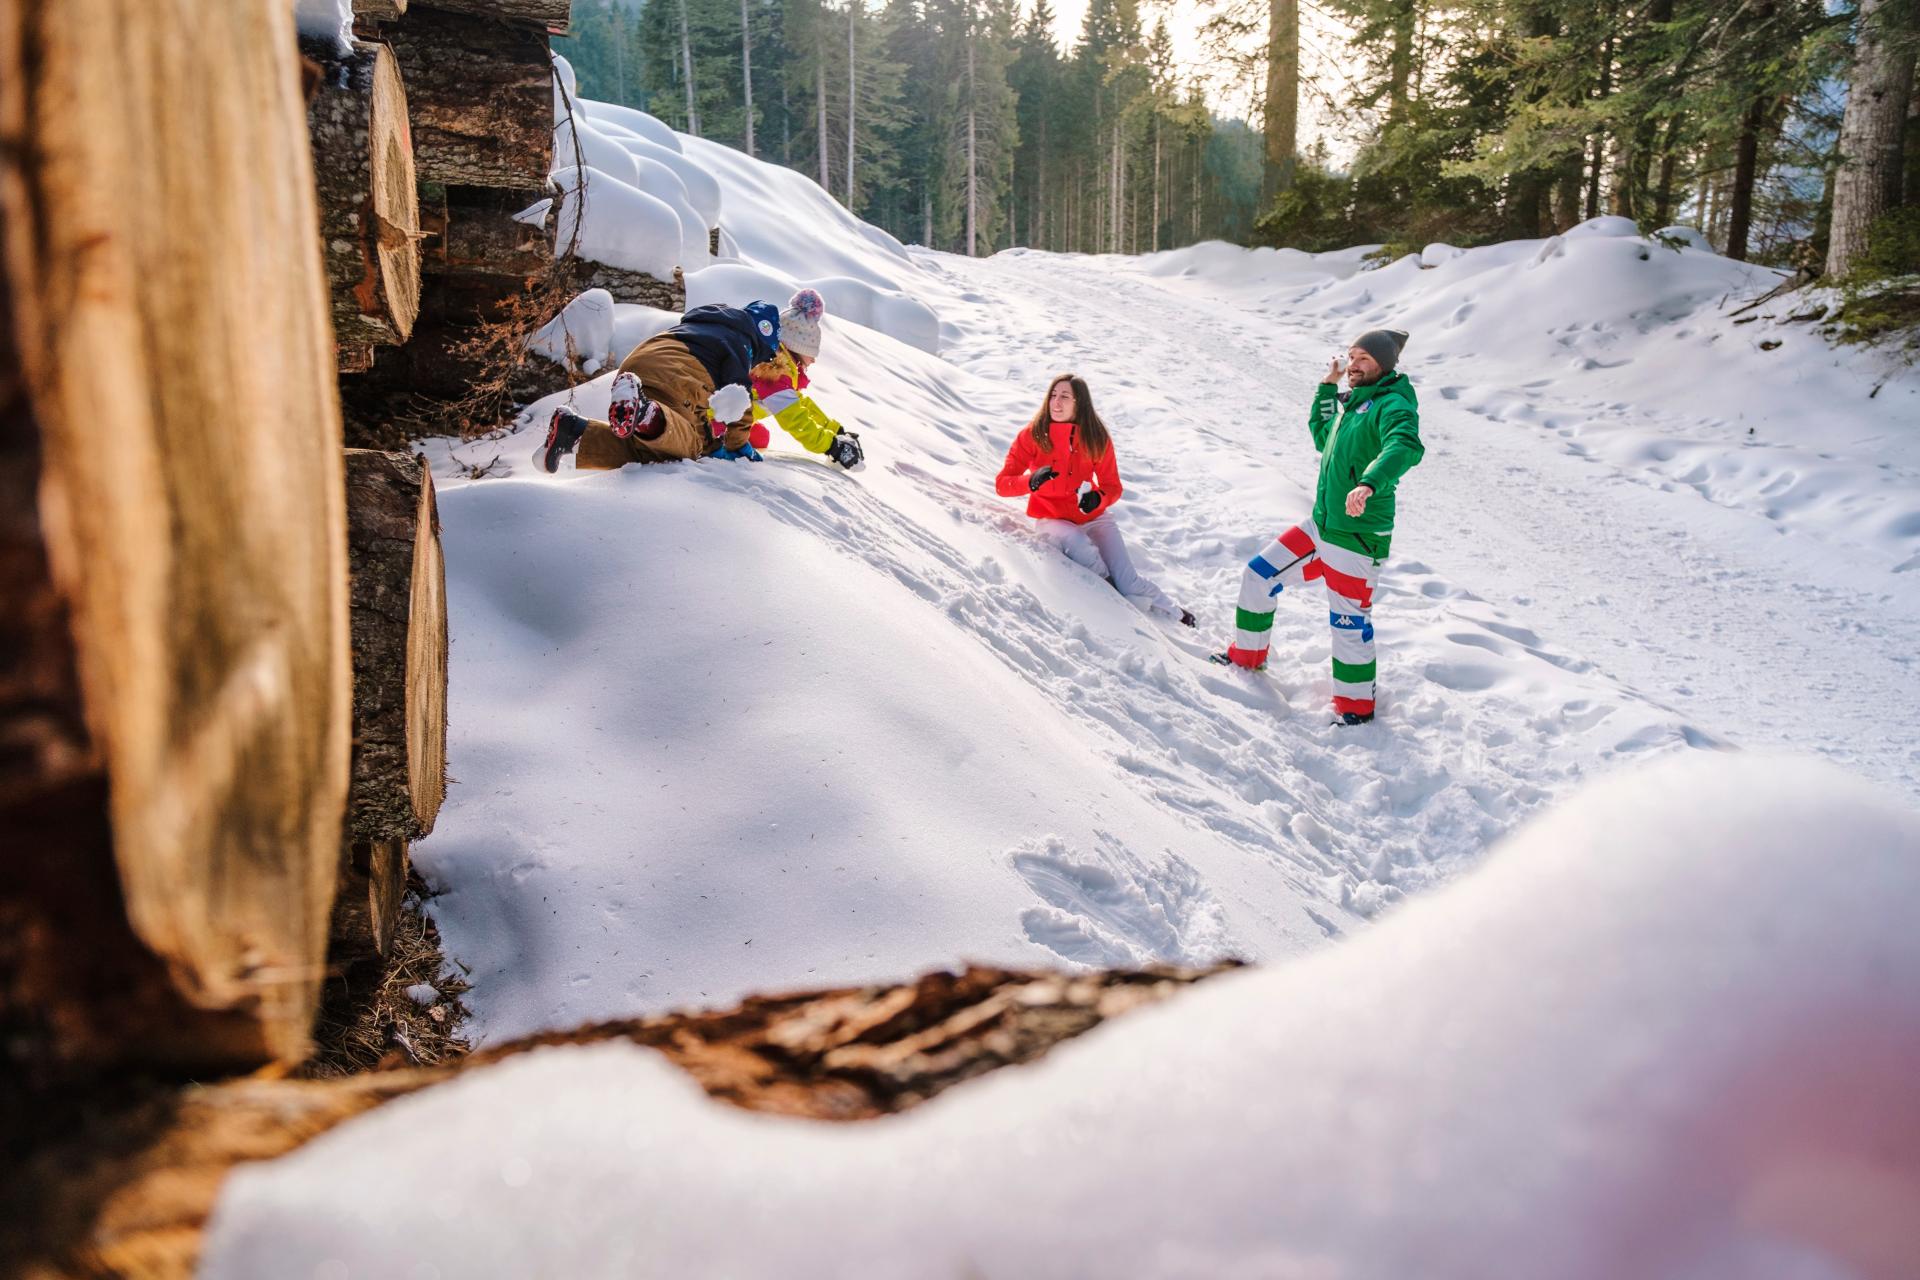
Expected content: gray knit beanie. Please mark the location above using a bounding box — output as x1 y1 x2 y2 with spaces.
1353 328 1410 372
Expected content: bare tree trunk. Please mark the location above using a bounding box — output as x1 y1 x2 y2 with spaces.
1153 115 1162 251
1586 27 1613 220
1726 97 1766 260
1262 0 1299 197
740 0 755 156
816 26 829 192
1387 0 1415 122
1828 0 1917 275
966 37 978 255
847 2 856 208
614 10 627 102
678 0 699 136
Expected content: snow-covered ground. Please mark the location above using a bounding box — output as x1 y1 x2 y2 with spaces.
207 755 1920 1279
203 86 1920 1274
403 132 1920 1042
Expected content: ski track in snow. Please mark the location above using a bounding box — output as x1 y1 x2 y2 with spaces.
423 243 1918 1035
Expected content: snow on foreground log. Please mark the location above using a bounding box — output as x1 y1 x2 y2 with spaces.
202 753 1920 1280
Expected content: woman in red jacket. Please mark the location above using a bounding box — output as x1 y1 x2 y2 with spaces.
996 373 1195 627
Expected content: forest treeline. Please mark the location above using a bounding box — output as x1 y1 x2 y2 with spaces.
557 0 1919 281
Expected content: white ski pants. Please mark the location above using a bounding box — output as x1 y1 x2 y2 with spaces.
1034 513 1180 621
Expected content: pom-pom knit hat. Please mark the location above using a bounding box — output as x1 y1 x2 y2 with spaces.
781 288 826 358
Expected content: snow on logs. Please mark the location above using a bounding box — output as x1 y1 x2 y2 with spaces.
336 450 448 957
0 0 350 1071
304 37 422 362
383 6 553 189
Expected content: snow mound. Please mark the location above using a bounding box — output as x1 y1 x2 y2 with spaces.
536 91 941 354
202 753 1920 1280
550 166 686 281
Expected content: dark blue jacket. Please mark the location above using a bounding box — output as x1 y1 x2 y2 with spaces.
667 302 782 391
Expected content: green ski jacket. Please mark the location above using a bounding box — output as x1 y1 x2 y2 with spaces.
1308 373 1425 556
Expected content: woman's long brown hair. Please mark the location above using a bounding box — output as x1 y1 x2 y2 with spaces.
1028 372 1111 462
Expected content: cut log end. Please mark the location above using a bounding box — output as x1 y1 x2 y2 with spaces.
343 451 448 843
307 39 420 348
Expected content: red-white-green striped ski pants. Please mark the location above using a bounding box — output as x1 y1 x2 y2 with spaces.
1225 519 1383 717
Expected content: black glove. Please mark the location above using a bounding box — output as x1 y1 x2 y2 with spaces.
826 429 864 469
1077 486 1102 514
1027 465 1058 492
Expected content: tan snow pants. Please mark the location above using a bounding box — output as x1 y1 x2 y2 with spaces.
574 334 752 469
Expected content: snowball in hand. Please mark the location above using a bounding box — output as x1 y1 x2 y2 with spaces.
708 384 751 423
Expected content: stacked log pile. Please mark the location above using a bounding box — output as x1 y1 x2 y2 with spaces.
329 0 700 439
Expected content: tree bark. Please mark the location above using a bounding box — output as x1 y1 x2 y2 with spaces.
1827 0 1917 275
342 450 447 845
305 37 421 357
741 0 755 155
847 3 857 208
816 22 829 190
352 0 408 21
967 36 979 255
1386 0 1415 123
1726 97 1767 260
0 0 350 1073
1262 0 1299 197
384 7 552 187
678 0 699 136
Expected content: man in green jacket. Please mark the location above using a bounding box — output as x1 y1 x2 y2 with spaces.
1212 328 1425 725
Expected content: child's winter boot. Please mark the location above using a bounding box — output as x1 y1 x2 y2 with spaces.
534 406 588 474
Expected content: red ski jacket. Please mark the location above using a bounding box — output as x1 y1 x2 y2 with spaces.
995 421 1124 525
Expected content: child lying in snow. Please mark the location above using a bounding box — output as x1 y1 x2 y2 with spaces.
533 290 862 473
995 373 1194 628
738 289 863 468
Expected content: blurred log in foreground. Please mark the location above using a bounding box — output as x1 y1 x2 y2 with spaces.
2 963 1238 1279
0 0 351 1077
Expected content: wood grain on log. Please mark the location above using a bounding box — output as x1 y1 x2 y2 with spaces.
352 0 408 20
343 450 447 842
385 8 553 188
0 0 351 1069
327 838 410 961
306 37 421 355
2 964 1234 1279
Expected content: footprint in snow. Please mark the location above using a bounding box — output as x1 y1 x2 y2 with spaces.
1010 833 1236 969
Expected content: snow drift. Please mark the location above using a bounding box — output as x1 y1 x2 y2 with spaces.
202 753 1920 1279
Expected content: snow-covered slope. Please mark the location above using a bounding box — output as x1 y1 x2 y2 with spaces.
410 112 1920 1050
204 754 1920 1280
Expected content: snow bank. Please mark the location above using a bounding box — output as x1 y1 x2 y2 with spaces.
202 753 1920 1280
535 83 942 356
1136 216 1920 567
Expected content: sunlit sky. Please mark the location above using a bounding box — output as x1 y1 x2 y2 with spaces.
1035 0 1355 153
